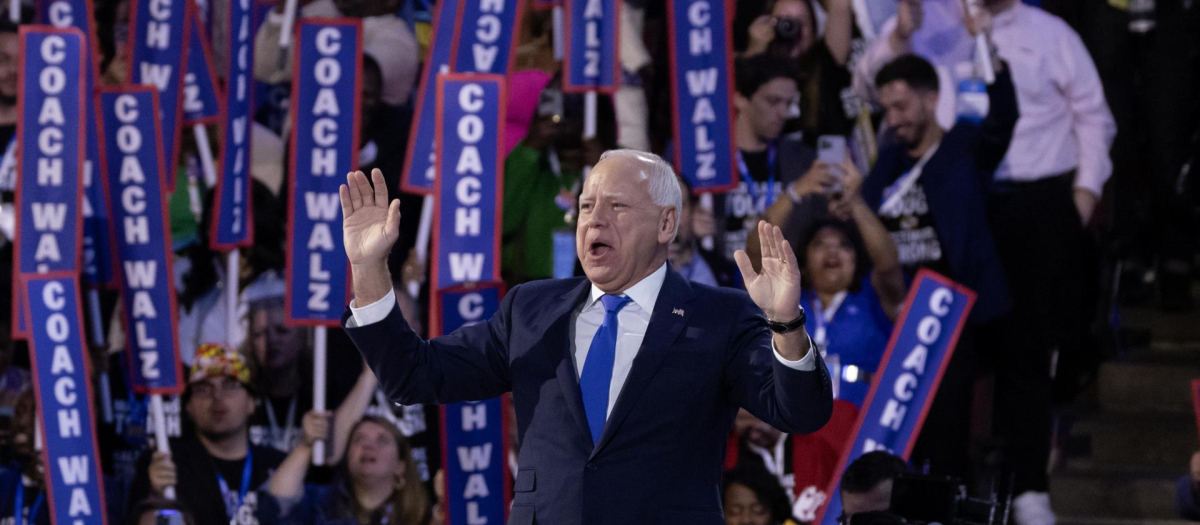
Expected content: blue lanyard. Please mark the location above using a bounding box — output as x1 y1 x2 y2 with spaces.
736 144 777 206
13 481 44 525
215 448 254 519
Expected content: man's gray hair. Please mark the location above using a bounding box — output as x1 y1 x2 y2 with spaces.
597 149 683 239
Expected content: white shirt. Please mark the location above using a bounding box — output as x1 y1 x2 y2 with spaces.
350 264 816 418
853 2 1116 196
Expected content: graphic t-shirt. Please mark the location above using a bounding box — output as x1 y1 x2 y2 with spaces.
721 149 783 260
878 156 951 276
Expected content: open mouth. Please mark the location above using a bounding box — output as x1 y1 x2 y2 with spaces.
588 241 613 257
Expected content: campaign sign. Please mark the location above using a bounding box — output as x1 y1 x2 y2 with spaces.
285 19 361 326
23 274 108 525
400 0 457 194
667 0 738 193
98 88 184 394
39 0 116 288
182 2 220 125
210 0 256 249
127 0 189 191
816 270 975 525
451 0 525 76
431 74 504 298
437 283 510 525
563 0 619 93
12 26 87 338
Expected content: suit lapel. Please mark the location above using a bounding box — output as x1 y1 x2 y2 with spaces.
590 269 695 459
549 279 592 443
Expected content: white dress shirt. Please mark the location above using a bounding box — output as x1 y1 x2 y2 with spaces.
853 2 1117 196
350 264 816 418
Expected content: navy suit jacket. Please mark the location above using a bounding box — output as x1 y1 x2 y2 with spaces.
342 268 833 525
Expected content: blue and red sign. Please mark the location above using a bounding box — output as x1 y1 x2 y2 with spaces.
182 1 220 125
39 0 115 287
437 283 510 525
12 26 87 338
23 274 108 525
127 0 189 192
451 0 525 76
816 270 976 525
401 0 471 194
563 0 619 93
431 74 504 302
286 19 361 326
667 0 738 193
210 0 256 249
98 87 183 395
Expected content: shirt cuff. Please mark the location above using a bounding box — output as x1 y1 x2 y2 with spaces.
772 335 816 371
348 289 396 328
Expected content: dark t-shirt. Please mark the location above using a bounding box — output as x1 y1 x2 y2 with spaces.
130 437 286 525
877 155 952 277
720 149 783 260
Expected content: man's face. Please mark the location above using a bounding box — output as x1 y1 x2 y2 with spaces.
249 303 304 371
879 81 937 147
185 376 255 439
724 483 772 525
738 78 798 143
842 479 894 517
576 156 676 292
0 32 19 102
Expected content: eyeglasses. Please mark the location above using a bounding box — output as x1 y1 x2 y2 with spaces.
189 377 245 399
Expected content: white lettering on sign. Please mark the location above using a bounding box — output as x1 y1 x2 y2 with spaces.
28 35 73 272
581 0 603 79
681 0 720 181
457 400 493 523
39 280 87 458
47 1 74 26
874 286 953 438
470 0 507 71
446 83 490 284
302 27 348 315
110 94 165 382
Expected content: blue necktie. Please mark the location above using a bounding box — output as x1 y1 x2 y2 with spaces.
580 294 632 445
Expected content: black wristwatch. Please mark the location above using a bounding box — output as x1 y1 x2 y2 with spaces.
768 307 807 334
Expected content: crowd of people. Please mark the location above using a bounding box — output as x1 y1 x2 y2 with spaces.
0 0 1197 524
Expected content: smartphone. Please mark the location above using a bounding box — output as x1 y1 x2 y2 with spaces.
817 135 847 195
155 509 184 525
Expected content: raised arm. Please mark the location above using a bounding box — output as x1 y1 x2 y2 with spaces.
829 160 906 320
269 411 329 499
329 363 378 465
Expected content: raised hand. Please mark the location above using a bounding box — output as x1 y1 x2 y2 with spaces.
340 169 401 267
734 221 803 322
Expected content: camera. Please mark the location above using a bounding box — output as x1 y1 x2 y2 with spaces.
847 474 1012 525
774 17 804 41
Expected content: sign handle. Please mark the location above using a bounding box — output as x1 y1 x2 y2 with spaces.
87 289 114 424
193 124 218 188
225 251 239 348
409 194 435 299
7 0 16 23
312 326 327 465
278 0 299 47
699 193 714 251
150 394 176 500
552 6 564 60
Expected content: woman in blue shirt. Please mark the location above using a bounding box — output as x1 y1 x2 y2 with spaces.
752 158 906 406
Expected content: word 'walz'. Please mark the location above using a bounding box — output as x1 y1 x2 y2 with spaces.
668 0 737 191
211 0 255 248
99 87 183 393
287 19 360 324
565 0 618 92
432 74 505 292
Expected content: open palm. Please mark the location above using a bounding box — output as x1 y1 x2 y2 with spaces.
734 221 803 321
340 169 401 266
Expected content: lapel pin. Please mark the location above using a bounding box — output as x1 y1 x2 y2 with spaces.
672 308 684 317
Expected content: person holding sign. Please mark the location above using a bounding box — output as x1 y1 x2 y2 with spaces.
129 345 286 525
340 149 832 523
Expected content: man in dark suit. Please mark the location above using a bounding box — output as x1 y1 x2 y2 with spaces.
338 150 833 524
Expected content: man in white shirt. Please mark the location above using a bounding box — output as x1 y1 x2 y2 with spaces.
852 1 1117 523
336 152 833 524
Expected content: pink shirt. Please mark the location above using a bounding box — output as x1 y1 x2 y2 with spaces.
854 3 1117 195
